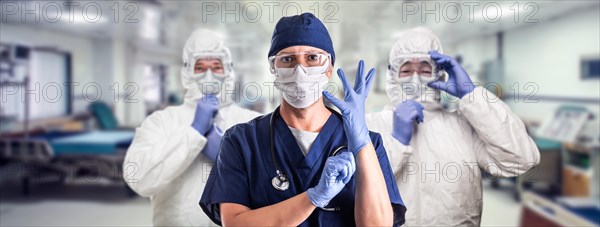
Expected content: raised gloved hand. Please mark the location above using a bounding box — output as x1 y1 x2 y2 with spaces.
202 124 223 161
191 95 219 135
307 152 355 208
391 100 424 146
323 60 376 154
427 51 475 98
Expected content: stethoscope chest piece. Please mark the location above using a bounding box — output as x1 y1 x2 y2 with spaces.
268 107 345 192
271 170 289 191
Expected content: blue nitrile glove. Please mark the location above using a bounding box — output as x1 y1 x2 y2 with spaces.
322 60 376 154
191 95 219 135
202 124 223 161
391 100 424 146
307 152 356 208
427 51 475 98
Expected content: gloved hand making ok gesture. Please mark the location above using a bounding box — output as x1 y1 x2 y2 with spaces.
427 51 475 98
323 60 376 155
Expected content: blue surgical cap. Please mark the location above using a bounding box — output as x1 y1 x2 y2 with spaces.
268 12 335 64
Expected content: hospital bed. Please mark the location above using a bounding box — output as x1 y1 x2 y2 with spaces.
0 130 134 196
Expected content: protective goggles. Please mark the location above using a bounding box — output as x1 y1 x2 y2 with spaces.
195 69 229 81
389 54 440 83
269 52 331 75
186 52 232 78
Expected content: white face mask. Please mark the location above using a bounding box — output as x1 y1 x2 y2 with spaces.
194 69 235 107
274 65 329 109
196 69 226 95
389 73 440 106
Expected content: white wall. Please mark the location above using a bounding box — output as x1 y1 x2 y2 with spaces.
446 33 498 84
449 7 600 124
91 39 115 106
503 7 600 123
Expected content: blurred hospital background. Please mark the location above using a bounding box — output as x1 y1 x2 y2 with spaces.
1 0 599 226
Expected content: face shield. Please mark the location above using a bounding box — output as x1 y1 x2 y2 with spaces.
185 52 234 96
186 53 232 79
388 53 441 83
269 52 331 77
386 53 444 107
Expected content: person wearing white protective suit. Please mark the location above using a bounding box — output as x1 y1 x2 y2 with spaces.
123 29 261 226
365 27 540 226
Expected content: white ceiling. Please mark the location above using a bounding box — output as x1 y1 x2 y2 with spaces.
2 0 598 56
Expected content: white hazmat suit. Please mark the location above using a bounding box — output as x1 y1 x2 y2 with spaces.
365 27 540 226
123 29 260 226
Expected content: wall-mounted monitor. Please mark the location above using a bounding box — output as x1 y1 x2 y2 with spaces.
581 55 600 79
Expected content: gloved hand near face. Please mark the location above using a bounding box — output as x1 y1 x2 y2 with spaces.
392 100 424 145
191 95 219 135
427 51 475 99
307 152 356 207
323 60 376 155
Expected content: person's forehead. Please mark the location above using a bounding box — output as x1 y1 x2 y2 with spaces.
195 58 222 64
277 45 326 55
405 58 430 62
402 60 431 65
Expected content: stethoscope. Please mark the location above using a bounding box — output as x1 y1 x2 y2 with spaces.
269 106 347 193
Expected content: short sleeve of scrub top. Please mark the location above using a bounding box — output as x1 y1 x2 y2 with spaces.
199 124 252 225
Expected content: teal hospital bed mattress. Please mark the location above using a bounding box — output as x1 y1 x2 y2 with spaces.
50 131 134 155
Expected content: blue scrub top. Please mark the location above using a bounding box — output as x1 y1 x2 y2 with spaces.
200 110 406 226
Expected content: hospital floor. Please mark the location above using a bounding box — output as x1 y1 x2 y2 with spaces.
1 180 520 226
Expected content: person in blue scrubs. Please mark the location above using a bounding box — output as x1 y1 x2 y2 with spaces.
200 13 406 226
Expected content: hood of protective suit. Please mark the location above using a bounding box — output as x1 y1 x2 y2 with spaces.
386 27 444 110
181 29 235 107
